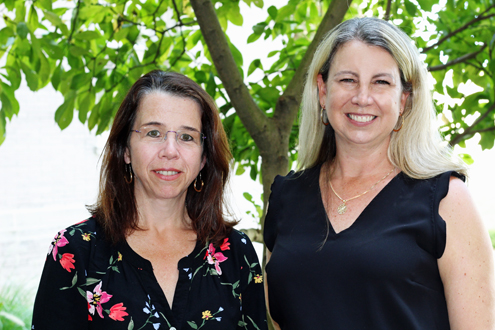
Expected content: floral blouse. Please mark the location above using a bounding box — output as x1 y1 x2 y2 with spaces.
32 217 268 330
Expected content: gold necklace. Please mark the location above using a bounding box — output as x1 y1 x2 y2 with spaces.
329 167 395 215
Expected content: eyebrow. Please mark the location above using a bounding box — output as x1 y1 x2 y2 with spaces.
140 122 201 132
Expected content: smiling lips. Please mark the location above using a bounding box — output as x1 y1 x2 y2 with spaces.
155 170 179 176
348 113 376 123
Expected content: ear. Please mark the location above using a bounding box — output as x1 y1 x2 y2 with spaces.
200 155 206 171
124 147 131 164
317 74 328 108
400 91 410 115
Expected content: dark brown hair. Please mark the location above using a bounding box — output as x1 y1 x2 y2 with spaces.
88 70 236 245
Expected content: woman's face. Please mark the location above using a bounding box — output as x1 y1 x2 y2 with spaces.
317 40 409 151
125 92 206 203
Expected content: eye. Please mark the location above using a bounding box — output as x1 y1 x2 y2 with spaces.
375 80 390 85
146 129 162 138
178 133 195 142
340 78 355 83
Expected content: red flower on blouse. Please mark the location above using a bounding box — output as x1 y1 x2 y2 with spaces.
220 238 230 251
60 253 75 272
109 303 128 321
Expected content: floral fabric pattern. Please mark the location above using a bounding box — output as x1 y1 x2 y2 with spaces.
32 217 267 330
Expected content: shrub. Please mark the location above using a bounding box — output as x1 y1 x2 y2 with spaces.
0 284 34 330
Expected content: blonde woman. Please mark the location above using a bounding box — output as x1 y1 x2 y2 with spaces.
264 17 494 330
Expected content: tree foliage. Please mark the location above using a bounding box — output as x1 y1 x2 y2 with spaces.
0 0 494 230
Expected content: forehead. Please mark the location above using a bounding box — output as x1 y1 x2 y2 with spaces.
134 91 202 127
331 40 400 75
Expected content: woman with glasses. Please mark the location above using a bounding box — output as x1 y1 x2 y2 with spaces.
32 70 268 330
264 17 494 329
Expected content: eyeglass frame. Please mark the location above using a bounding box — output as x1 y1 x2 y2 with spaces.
130 128 206 147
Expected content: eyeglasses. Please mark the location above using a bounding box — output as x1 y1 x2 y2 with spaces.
131 127 206 147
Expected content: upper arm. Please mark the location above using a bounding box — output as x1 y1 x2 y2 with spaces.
32 229 89 329
264 248 281 330
438 177 495 330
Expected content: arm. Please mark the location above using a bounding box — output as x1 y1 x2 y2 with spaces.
438 177 495 330
264 249 281 330
237 234 269 330
32 228 89 329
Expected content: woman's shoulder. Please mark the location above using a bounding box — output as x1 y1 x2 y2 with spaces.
271 164 321 193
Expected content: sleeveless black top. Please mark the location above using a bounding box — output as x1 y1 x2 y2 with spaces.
264 165 462 330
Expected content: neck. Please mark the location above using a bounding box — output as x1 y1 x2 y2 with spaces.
134 192 192 234
330 143 394 180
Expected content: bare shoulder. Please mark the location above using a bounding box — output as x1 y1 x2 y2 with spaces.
438 175 495 330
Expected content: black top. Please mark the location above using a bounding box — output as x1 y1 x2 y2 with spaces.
264 165 463 330
32 217 267 330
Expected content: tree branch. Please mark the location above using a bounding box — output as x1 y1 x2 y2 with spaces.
384 0 393 21
449 102 495 146
427 44 487 71
189 0 269 146
275 0 353 127
422 7 495 53
67 0 83 44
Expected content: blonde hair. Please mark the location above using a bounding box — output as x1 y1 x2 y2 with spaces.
297 17 467 179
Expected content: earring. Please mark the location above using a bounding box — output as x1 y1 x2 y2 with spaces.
393 112 404 132
320 106 329 126
194 172 204 192
124 163 133 184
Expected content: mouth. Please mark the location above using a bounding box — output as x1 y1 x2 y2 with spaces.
155 170 179 176
347 114 376 123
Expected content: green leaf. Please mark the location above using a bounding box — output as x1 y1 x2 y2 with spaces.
458 153 474 165
243 192 253 202
403 0 417 16
206 73 216 98
43 10 63 26
0 110 6 146
69 45 89 57
16 22 28 39
248 59 262 76
74 30 101 41
228 41 243 67
78 91 95 124
187 321 198 329
20 61 39 91
247 33 262 44
267 6 277 19
37 0 52 11
28 5 39 31
416 0 434 11
70 72 92 90
54 90 76 130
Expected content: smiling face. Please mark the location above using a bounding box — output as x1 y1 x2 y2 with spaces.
317 40 409 151
124 92 206 204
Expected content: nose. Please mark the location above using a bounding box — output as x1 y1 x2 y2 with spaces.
159 132 179 158
352 84 373 107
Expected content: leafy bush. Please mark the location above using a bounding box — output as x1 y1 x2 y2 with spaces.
0 284 34 330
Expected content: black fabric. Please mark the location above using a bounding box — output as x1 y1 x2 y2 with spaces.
32 217 267 330
264 165 463 330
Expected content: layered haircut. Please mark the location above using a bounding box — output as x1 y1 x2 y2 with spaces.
298 17 467 179
88 70 236 245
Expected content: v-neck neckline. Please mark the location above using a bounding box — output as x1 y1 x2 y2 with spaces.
316 163 402 236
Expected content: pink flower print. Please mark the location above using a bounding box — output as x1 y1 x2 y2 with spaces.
48 229 69 261
206 243 228 275
60 253 75 272
87 282 113 318
220 238 230 251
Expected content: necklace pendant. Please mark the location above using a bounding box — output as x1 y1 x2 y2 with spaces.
337 202 347 215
